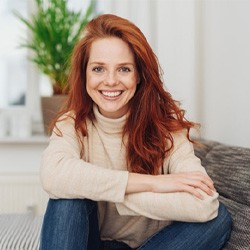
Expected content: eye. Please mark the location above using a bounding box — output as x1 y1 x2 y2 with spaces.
119 67 131 73
92 66 104 72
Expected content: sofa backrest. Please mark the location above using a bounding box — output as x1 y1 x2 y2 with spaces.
194 140 250 207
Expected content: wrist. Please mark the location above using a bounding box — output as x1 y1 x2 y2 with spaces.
126 173 155 194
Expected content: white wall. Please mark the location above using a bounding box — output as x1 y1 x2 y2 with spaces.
98 0 250 148
201 0 250 147
98 0 157 49
156 0 198 122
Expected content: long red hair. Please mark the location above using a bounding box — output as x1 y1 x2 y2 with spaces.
56 14 196 175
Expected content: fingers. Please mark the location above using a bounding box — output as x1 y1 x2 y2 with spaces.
195 172 216 192
183 171 213 184
181 185 204 200
193 171 215 191
186 178 215 196
181 172 215 191
174 172 216 199
153 172 216 199
180 182 213 200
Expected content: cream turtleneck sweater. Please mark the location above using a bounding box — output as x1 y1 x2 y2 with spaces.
40 106 219 248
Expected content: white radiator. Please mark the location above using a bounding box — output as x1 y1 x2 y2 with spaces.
0 174 48 215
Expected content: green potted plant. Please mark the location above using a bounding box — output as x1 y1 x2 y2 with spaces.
15 0 96 133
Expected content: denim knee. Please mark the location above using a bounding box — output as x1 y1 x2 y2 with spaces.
218 203 232 227
46 198 97 217
40 199 99 250
217 202 232 236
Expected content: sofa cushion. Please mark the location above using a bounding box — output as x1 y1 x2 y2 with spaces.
219 195 250 250
223 206 250 250
195 141 250 207
195 140 250 249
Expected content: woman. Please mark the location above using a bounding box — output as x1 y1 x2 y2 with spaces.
40 14 232 250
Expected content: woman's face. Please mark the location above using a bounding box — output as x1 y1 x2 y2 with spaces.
86 37 138 119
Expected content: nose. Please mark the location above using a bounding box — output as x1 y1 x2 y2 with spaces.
104 71 118 86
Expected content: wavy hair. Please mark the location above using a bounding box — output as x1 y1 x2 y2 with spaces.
55 14 197 175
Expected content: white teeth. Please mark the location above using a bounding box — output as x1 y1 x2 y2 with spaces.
101 91 122 97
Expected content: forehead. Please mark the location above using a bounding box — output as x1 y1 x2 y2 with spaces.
88 37 135 63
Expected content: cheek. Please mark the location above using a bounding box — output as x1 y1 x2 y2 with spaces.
86 75 97 98
127 79 137 98
129 76 138 91
86 74 98 90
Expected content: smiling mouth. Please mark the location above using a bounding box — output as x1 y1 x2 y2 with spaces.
99 90 123 97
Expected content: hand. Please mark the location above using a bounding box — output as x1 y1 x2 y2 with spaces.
126 171 216 199
151 171 216 199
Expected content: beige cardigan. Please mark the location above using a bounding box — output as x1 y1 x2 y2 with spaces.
40 106 219 248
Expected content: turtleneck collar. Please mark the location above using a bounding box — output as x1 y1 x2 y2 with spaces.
93 105 127 134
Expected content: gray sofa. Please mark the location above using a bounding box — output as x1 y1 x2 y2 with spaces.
194 140 250 250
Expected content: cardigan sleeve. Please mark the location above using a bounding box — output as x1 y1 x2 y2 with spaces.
40 114 129 203
116 131 219 222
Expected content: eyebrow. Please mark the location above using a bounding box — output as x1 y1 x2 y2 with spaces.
88 62 135 66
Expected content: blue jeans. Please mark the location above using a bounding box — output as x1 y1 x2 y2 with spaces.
40 199 232 250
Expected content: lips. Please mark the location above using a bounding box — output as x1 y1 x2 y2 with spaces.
99 90 123 97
